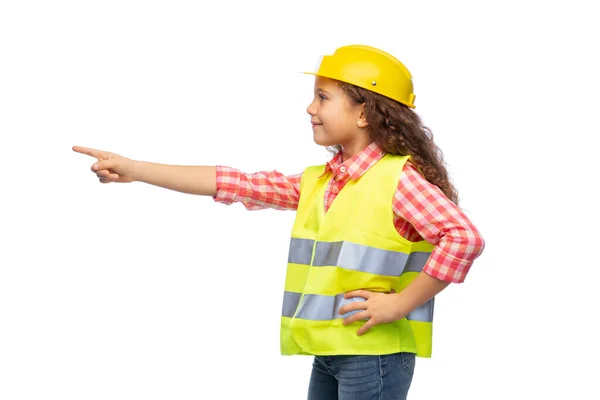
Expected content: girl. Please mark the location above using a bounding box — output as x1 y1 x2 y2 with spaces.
73 44 485 400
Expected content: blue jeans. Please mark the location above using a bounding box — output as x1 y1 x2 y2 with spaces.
307 352 415 400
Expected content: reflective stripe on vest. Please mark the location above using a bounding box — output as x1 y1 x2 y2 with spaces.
281 291 434 322
288 238 430 276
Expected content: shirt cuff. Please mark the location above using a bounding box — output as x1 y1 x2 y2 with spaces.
423 246 473 284
212 166 241 205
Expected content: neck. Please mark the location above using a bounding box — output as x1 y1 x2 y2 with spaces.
340 139 373 162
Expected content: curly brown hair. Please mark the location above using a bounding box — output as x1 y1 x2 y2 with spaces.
333 81 459 205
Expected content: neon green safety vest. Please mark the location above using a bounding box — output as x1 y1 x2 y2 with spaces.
280 154 436 358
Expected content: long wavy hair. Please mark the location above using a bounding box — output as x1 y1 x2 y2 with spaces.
333 81 459 205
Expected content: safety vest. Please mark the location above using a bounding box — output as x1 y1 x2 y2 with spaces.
280 153 436 358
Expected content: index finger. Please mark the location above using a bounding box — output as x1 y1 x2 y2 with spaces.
72 146 106 160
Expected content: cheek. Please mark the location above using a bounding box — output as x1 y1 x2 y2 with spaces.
318 106 334 123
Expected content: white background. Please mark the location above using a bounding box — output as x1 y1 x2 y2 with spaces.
1 1 599 399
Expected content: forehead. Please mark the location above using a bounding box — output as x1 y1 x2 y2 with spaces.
313 76 339 91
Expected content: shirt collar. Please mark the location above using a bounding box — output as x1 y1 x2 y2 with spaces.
319 142 385 180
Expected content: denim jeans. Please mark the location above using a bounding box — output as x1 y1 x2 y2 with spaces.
307 352 415 400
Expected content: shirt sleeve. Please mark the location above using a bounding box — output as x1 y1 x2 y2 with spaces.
393 163 485 283
212 166 302 211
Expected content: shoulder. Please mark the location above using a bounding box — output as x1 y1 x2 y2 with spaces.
398 160 447 199
304 163 327 172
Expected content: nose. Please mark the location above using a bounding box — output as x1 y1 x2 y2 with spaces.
306 98 317 116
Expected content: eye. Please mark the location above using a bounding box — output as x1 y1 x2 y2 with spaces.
319 94 327 101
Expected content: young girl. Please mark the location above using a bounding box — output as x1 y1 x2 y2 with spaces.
73 44 485 400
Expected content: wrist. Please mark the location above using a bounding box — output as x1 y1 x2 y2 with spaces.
131 160 144 182
393 292 411 320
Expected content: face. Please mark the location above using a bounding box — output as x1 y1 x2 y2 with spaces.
306 76 369 150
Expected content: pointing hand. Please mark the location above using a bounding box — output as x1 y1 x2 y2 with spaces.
72 145 137 184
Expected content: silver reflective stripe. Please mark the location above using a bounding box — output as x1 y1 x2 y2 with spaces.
288 238 315 265
407 297 434 322
281 291 434 323
305 240 431 276
297 293 366 320
282 291 302 318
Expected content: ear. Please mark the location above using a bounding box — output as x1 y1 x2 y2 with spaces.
357 103 369 128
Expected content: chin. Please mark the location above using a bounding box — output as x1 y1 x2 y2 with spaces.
313 133 337 147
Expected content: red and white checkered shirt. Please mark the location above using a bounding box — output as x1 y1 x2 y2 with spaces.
213 142 485 283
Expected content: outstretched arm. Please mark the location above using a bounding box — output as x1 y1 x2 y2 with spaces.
73 145 216 196
134 161 216 196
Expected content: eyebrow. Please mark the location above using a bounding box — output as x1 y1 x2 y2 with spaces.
316 87 332 94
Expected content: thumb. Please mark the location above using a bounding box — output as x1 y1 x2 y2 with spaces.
92 159 120 172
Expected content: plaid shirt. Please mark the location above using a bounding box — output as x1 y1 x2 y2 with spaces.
213 142 485 283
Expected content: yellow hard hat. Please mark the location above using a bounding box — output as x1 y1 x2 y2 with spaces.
305 45 416 108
